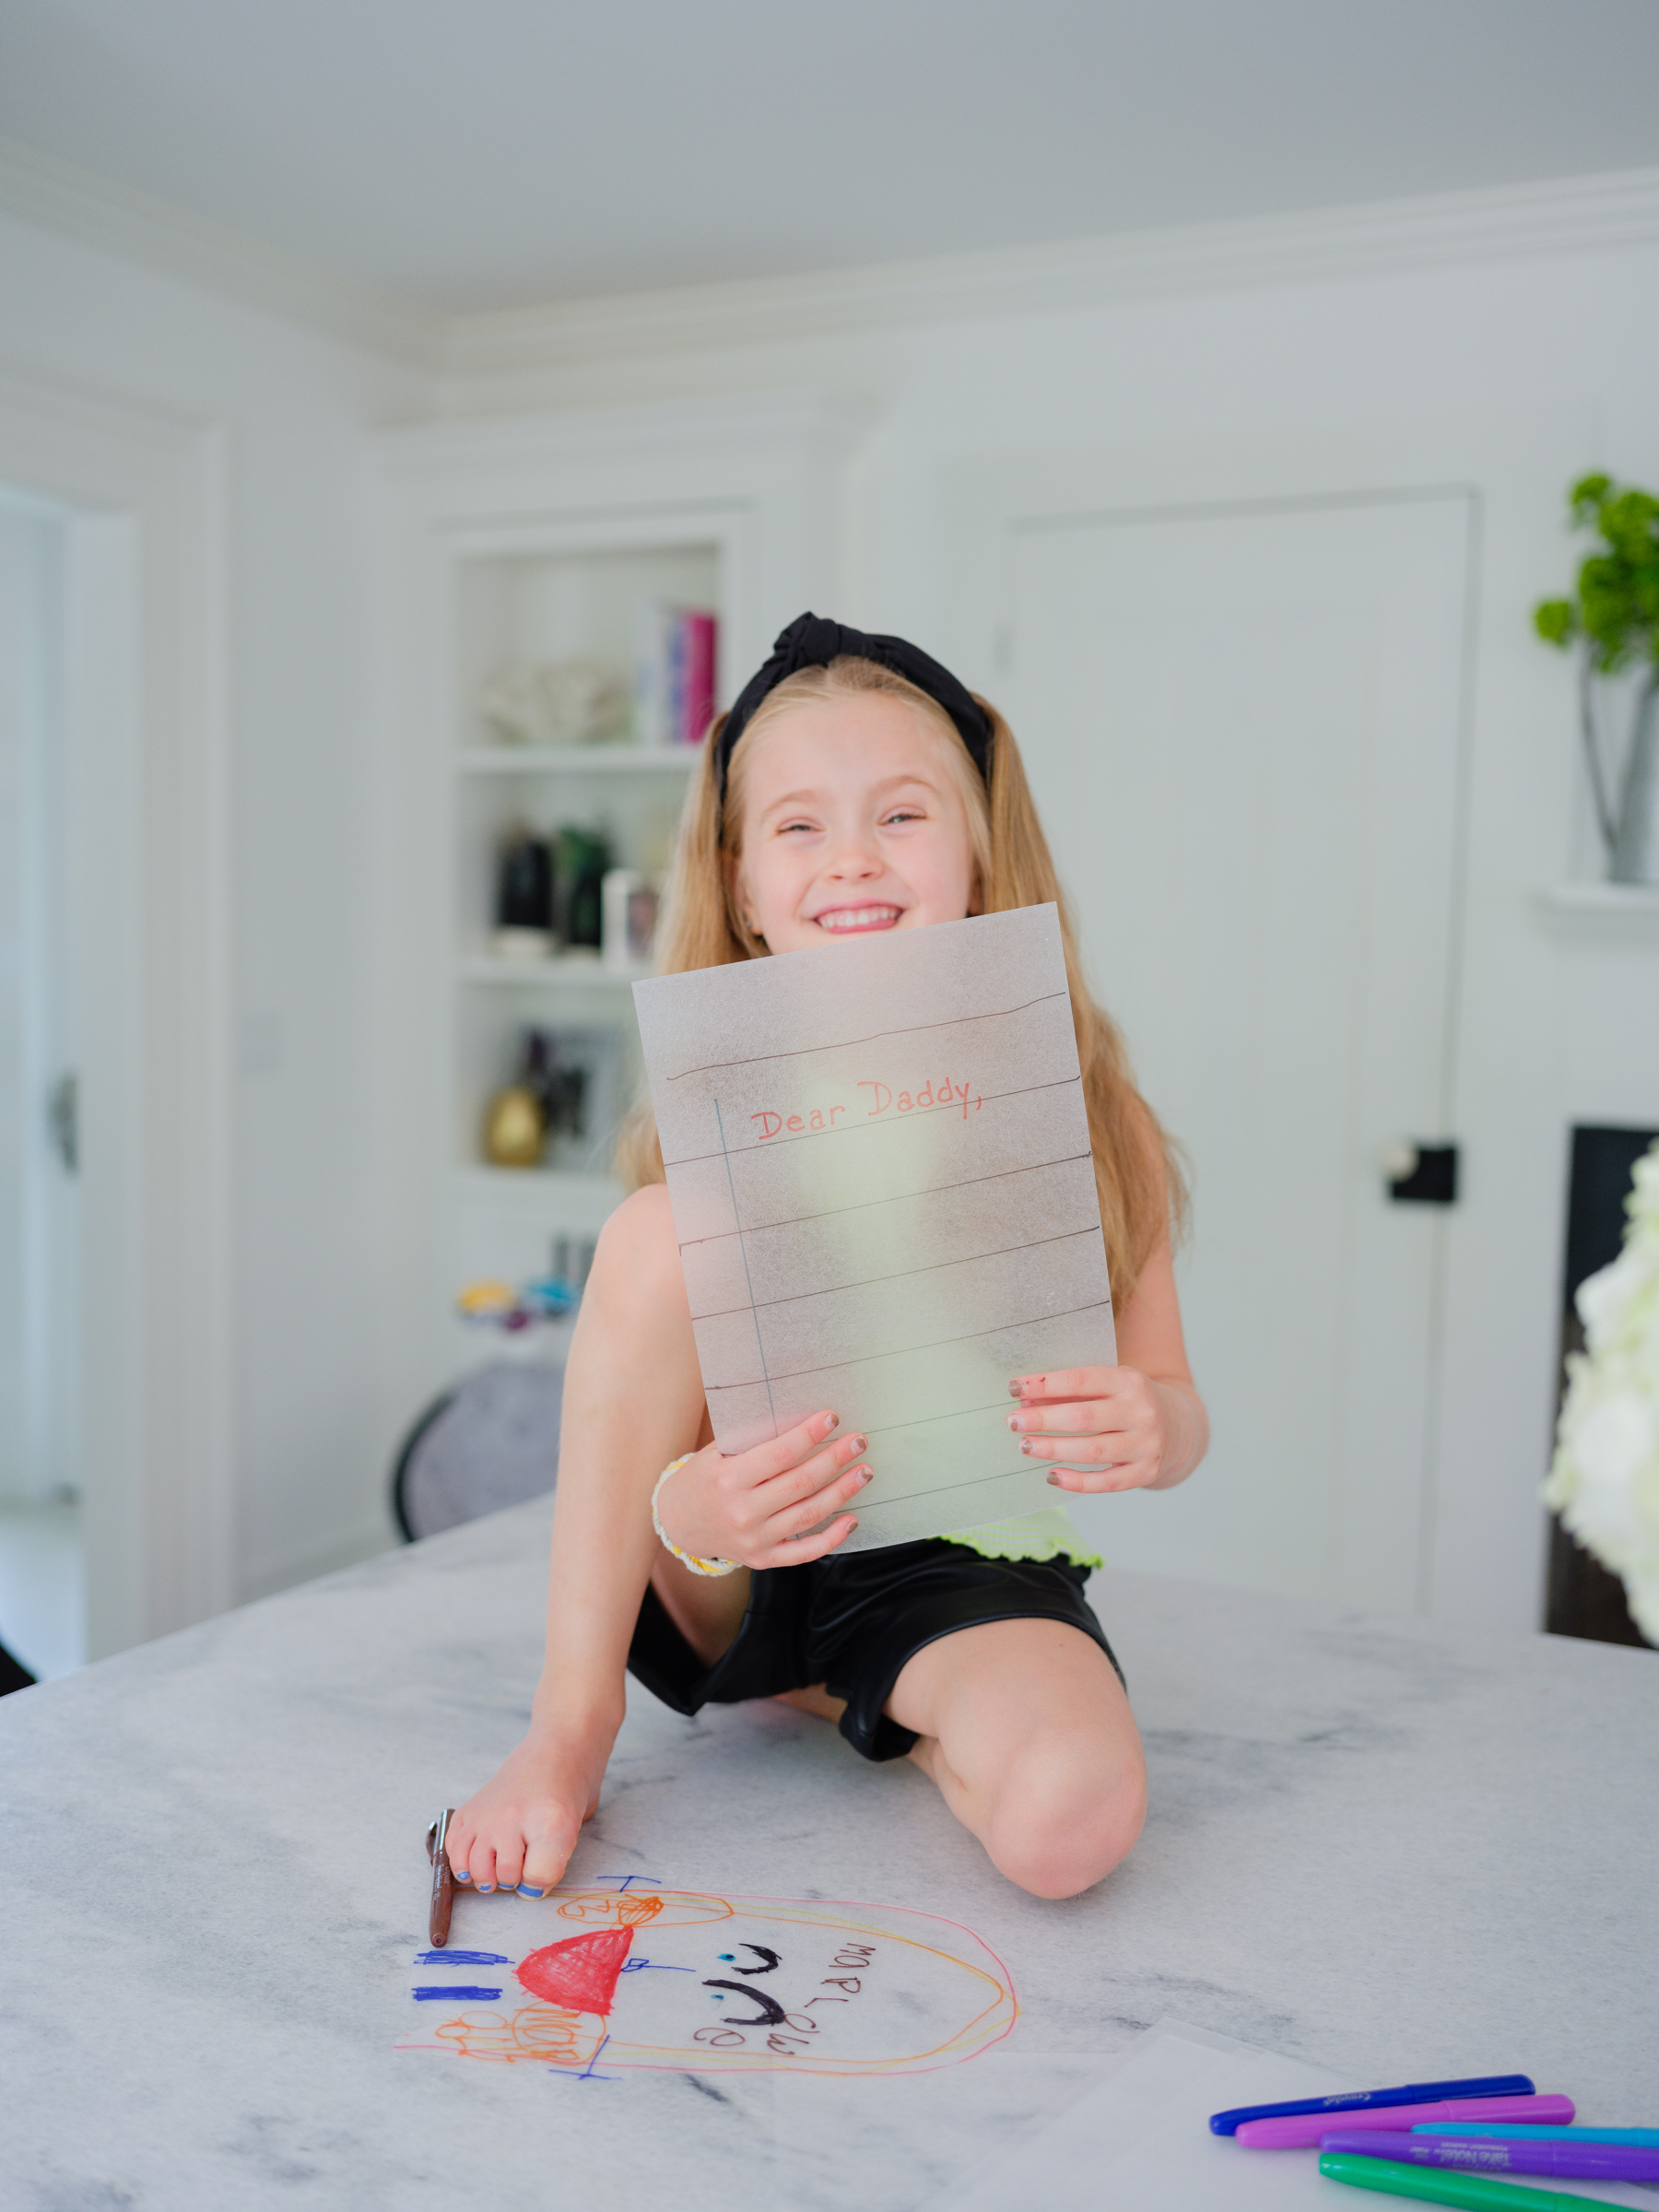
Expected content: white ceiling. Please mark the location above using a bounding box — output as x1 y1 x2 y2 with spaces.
4 0 1659 315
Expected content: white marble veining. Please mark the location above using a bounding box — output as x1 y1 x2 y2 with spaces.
3 1495 1656 2210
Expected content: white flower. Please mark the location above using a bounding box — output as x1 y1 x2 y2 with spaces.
1545 1139 1659 1643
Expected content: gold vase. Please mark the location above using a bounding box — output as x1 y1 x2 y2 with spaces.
484 1085 544 1169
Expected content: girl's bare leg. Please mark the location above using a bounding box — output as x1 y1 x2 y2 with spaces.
887 1618 1146 1899
446 1185 748 1894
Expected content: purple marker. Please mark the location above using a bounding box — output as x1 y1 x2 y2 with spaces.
1237 2092 1574 2148
1322 2130 1659 2185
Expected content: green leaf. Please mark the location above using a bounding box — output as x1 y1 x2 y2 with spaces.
1570 473 1612 523
1534 598 1576 646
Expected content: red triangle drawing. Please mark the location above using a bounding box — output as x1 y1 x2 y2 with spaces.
514 1925 635 2015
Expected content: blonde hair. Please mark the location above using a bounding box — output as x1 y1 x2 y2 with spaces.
616 656 1187 1307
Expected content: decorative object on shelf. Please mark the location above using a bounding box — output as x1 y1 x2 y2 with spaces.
478 658 630 747
634 601 718 748
601 867 659 969
552 825 613 950
455 1273 577 1332
482 1083 545 1169
493 825 555 958
1534 476 1659 885
1546 1138 1659 1642
517 1023 624 1171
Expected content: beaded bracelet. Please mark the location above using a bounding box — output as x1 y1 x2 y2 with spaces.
651 1454 740 1578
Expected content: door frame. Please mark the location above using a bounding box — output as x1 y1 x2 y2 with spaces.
0 365 233 1655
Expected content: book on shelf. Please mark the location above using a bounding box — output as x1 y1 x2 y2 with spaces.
634 602 718 750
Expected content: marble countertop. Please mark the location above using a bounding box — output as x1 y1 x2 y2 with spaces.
4 1496 1655 2210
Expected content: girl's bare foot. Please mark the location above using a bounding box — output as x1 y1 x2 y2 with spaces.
445 1707 619 1897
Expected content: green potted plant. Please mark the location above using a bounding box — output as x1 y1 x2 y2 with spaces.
1534 475 1659 884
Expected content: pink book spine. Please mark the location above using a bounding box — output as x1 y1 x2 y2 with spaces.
680 611 717 746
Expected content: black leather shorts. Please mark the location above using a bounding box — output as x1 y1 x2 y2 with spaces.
627 1537 1124 1763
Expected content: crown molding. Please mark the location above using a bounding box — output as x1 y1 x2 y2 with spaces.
444 165 1659 382
0 134 443 369
5 131 1657 387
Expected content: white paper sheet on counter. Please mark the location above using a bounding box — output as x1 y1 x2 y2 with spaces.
632 904 1116 1550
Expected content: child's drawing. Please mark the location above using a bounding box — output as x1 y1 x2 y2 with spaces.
398 1879 1018 2078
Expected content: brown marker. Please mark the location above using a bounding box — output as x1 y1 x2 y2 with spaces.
425 1807 455 1948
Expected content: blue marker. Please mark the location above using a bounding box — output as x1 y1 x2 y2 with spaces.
1210 2075 1535 2136
1424 2124 1659 2147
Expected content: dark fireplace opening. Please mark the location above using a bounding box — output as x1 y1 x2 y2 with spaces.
1545 1124 1657 1650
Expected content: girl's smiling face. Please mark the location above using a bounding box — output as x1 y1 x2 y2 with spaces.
730 692 980 956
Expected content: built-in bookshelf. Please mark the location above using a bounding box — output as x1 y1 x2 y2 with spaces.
449 539 719 1313
374 394 859 1434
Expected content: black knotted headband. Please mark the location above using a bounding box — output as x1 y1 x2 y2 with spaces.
712 612 994 803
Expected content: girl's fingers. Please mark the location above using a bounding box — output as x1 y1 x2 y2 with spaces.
1008 1367 1112 1402
760 1512 858 1566
769 1461 871 1536
1008 1399 1124 1437
751 1410 841 1479
760 1432 868 1507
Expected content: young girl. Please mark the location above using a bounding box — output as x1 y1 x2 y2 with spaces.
450 615 1207 1902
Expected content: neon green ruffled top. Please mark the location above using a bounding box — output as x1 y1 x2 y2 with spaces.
940 1505 1102 1570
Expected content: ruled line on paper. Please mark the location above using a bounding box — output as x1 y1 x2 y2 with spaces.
700 1300 1115 1393
677 1151 1094 1250
661 1075 1082 1171
688 1224 1101 1325
713 1097 778 1437
666 990 1069 1082
853 1467 1047 1512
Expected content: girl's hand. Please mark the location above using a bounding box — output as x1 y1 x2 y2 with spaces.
1007 1367 1174 1493
655 1409 871 1569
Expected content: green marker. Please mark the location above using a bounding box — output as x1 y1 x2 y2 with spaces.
1319 2149 1614 2212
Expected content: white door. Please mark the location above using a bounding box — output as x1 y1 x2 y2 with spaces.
997 494 1472 1613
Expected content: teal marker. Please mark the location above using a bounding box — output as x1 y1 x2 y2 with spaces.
1320 2147 1615 2210
1424 2124 1659 2147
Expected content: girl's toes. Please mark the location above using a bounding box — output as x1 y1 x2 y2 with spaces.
491 1836 527 1893
520 1831 571 1896
443 1820 475 1882
468 1842 499 1894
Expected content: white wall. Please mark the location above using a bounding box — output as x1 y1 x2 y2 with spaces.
6 182 1659 1636
0 211 432 1608
433 225 1659 1632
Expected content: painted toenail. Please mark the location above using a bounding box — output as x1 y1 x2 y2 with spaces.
476 1882 495 1893
453 1869 472 1882
516 1885 545 1898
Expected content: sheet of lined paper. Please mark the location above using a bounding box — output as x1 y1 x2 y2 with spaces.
632 904 1115 1550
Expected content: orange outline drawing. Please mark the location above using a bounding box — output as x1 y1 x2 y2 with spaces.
400 1881 1018 2078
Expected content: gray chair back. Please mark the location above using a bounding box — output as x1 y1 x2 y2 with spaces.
393 1359 563 1542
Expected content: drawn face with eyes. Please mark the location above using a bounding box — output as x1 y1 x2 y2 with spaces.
731 694 980 958
400 1886 1017 2078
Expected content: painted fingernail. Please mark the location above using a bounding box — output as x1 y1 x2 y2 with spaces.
849 1434 866 1453
1020 1440 1035 1455
856 1467 872 1486
1007 1379 1026 1395
1007 1412 1028 1432
516 1885 545 1899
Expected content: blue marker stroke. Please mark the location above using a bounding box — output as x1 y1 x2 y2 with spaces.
413 1950 512 1968
413 1985 501 2002
552 2031 618 2083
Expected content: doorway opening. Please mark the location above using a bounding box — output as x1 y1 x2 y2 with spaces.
0 486 84 1685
